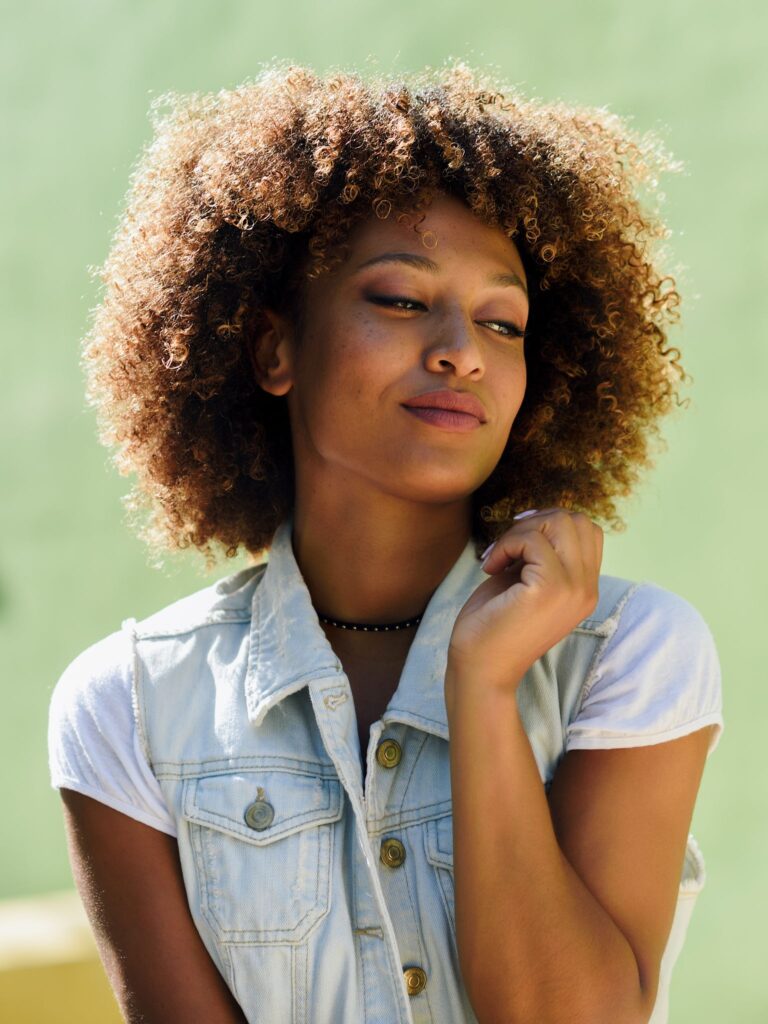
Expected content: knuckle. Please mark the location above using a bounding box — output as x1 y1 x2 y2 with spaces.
584 584 599 611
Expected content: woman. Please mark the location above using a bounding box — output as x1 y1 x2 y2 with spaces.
48 62 723 1023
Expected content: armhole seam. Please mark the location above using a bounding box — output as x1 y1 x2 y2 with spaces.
569 580 646 732
122 617 154 774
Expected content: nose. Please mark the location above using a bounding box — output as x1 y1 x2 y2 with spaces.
422 307 485 378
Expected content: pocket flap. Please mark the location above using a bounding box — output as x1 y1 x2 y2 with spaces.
425 813 454 871
183 769 344 845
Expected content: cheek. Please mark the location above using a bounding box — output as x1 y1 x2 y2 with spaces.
317 325 401 401
517 360 527 403
492 351 527 421
294 332 383 430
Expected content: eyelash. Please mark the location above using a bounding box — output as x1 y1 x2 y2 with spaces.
368 295 528 339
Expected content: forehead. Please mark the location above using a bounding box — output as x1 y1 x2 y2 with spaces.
339 192 528 283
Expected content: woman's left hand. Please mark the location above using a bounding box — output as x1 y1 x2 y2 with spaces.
447 508 604 693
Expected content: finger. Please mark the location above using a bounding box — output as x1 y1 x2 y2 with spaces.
521 509 601 586
482 527 567 587
593 520 604 570
568 512 601 592
481 508 566 560
483 509 591 577
485 510 585 587
526 509 584 585
513 507 562 521
501 556 525 575
569 512 604 576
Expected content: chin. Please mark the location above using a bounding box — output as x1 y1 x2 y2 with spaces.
388 466 490 505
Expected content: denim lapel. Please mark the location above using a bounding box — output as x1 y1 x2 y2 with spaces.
244 515 485 736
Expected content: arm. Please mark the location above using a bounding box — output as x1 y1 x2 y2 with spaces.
60 789 248 1024
445 671 714 1024
445 508 716 1023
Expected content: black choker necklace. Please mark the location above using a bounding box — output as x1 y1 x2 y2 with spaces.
317 611 423 632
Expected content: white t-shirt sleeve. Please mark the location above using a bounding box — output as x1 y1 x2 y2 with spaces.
48 627 177 837
565 582 724 756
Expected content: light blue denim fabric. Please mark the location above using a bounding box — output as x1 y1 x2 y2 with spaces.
120 516 706 1024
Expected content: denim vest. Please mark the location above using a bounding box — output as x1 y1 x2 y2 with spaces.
120 517 704 1024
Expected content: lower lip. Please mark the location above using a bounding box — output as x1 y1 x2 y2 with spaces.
402 406 483 432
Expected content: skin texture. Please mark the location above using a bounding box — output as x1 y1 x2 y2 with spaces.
61 194 714 1023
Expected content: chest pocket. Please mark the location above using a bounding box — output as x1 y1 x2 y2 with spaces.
424 812 456 935
182 767 344 944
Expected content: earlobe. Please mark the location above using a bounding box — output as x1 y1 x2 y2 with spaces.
247 308 294 397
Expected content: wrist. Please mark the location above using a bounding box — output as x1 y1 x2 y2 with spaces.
445 648 528 689
444 658 525 719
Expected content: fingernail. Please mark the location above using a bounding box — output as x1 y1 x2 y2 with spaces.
480 541 496 561
513 508 540 521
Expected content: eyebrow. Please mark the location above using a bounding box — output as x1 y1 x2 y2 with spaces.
353 251 529 297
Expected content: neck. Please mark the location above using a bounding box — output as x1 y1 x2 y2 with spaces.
289 496 474 629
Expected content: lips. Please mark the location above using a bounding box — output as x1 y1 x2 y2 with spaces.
401 388 487 423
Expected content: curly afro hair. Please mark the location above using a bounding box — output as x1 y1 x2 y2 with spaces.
83 59 689 571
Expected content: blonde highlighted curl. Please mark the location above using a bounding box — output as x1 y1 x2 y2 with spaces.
83 59 689 570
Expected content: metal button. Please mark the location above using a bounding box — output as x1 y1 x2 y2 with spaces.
403 966 427 996
376 738 402 768
244 788 274 831
380 837 406 868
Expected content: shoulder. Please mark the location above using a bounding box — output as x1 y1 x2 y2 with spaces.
51 563 266 714
595 575 718 654
48 623 179 838
574 574 644 636
129 563 266 640
576 574 717 649
566 575 723 754
50 627 134 720
573 573 712 634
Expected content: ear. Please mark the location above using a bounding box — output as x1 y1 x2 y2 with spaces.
247 308 295 397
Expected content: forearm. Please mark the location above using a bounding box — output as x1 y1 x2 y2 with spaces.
445 667 646 1024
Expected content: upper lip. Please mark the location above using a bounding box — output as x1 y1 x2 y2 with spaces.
401 388 487 423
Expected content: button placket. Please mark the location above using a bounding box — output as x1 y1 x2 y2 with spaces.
309 687 415 1023
375 737 402 768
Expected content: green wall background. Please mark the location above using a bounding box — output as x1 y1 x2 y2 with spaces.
2 1 765 1019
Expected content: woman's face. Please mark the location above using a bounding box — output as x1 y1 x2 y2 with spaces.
258 191 530 508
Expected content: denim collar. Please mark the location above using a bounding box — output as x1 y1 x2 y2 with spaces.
245 516 485 740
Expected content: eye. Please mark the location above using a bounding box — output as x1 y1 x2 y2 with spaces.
368 294 425 312
368 295 528 340
480 320 528 339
